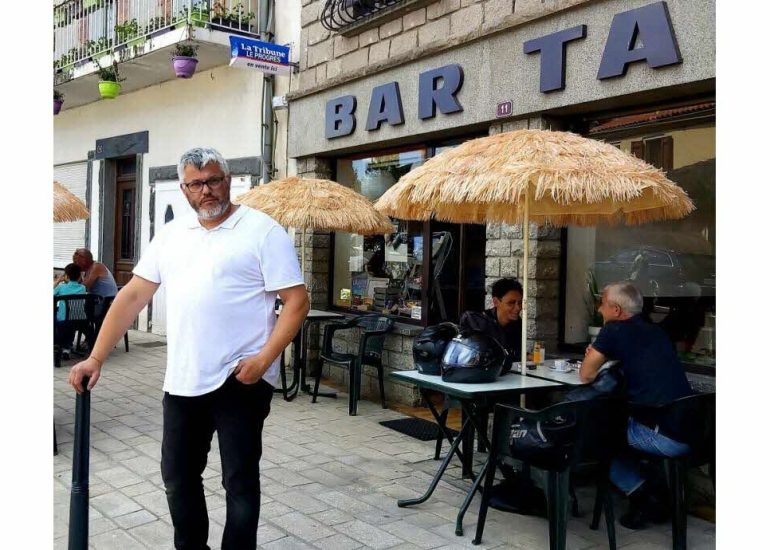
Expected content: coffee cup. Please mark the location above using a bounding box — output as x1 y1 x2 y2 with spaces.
553 359 569 372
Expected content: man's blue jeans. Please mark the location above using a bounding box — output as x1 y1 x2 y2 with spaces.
610 418 690 495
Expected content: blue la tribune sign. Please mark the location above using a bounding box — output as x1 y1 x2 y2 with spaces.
229 36 290 75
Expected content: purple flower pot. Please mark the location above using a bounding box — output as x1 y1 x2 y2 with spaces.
54 99 63 115
172 56 198 79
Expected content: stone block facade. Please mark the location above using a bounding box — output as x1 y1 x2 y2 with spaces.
294 0 595 98
484 116 565 351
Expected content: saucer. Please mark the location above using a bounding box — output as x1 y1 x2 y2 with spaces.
548 365 573 373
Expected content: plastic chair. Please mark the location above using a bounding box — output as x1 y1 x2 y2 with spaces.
626 392 716 550
54 295 100 363
97 295 129 352
313 314 395 415
474 398 625 550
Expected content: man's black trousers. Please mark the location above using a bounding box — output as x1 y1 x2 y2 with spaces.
161 375 273 550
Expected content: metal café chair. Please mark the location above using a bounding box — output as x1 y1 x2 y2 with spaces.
313 314 395 415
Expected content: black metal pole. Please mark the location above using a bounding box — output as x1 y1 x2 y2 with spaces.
68 377 90 550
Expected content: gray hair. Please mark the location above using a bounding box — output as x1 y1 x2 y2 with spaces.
603 282 643 315
177 147 230 182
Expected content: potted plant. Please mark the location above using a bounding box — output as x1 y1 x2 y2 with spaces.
585 270 603 342
95 61 125 99
54 90 64 115
211 2 254 32
116 18 144 48
172 43 199 78
145 16 176 36
181 1 210 28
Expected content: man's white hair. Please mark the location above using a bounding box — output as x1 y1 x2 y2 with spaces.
603 282 643 315
177 147 230 181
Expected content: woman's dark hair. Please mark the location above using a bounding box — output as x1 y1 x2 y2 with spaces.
491 277 523 299
64 263 82 281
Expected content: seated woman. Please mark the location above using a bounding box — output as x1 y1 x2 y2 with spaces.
459 277 523 364
53 263 87 359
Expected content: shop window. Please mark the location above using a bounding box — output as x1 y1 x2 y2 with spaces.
333 144 487 325
563 110 715 366
333 149 426 322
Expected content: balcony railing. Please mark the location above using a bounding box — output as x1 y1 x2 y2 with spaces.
54 0 262 72
320 0 403 31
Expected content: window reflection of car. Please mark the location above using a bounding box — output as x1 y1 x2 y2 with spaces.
593 246 715 297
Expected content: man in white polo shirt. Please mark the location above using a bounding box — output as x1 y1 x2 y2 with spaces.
69 147 309 549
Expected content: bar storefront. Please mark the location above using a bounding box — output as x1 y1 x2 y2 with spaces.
288 0 716 406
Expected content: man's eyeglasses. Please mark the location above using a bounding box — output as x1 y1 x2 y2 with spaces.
182 176 226 193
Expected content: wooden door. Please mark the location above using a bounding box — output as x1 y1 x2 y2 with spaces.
113 164 136 286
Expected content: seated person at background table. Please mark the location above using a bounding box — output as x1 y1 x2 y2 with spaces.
54 263 87 359
72 248 118 298
459 277 523 364
458 278 534 512
580 282 693 530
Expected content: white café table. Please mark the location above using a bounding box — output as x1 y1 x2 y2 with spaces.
390 369 564 536
512 359 587 387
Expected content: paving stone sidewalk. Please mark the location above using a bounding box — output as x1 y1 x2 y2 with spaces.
54 330 716 549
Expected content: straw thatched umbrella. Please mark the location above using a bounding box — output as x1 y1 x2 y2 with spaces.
54 180 90 223
235 176 393 278
375 129 694 377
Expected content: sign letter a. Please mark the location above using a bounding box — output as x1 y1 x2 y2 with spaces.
598 1 682 80
366 82 405 131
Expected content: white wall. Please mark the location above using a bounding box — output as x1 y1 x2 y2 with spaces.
273 0 302 179
53 1 305 333
54 64 264 331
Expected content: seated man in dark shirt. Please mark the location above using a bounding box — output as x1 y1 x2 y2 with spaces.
581 282 692 530
459 277 523 363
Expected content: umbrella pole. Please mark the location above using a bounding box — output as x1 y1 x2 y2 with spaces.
520 192 530 406
301 227 307 288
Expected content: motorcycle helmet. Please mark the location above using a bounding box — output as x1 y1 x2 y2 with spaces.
441 330 507 383
412 323 460 375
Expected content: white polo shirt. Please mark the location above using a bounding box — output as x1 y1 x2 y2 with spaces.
133 205 304 396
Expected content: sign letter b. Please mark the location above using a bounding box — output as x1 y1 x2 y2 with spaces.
325 96 357 139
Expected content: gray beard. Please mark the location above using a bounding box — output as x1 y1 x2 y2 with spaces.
197 200 229 220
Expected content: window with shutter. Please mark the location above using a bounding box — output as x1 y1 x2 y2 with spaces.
53 162 89 268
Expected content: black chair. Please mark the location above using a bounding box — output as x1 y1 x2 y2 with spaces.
54 295 100 364
474 398 626 550
313 314 395 415
626 392 716 550
97 295 129 352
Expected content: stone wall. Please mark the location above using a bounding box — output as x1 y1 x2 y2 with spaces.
294 156 333 368
484 116 564 351
296 0 596 96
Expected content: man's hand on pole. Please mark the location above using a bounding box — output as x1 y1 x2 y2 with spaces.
69 357 103 394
